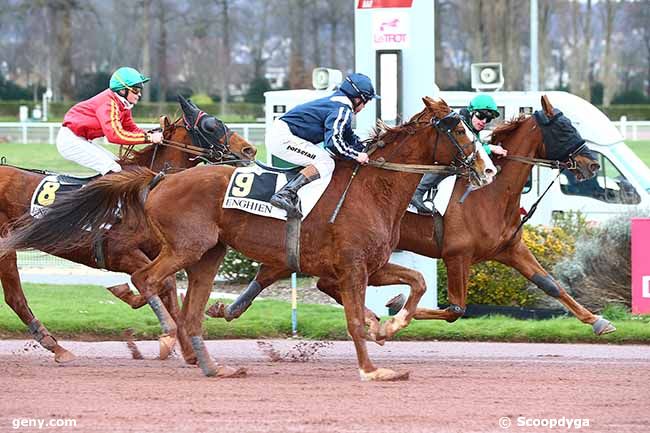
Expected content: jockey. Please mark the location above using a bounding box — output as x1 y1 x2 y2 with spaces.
56 66 163 175
410 93 507 215
268 72 379 218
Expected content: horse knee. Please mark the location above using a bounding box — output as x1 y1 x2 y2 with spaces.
411 273 427 297
445 304 465 323
531 273 562 298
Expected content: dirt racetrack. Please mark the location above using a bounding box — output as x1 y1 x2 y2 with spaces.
0 339 648 433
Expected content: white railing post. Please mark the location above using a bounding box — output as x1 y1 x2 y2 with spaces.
632 123 638 141
21 124 27 144
619 115 627 139
49 125 55 144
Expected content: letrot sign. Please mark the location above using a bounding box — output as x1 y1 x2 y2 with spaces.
631 218 650 314
355 0 437 312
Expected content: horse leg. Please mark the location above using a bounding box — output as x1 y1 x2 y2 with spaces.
410 255 471 322
159 276 196 364
338 279 409 381
367 262 427 340
316 277 383 345
130 246 186 360
205 264 291 321
182 244 246 378
109 247 191 360
495 241 616 335
0 250 75 363
106 283 147 309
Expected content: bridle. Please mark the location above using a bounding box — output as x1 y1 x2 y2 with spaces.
179 110 235 163
120 114 237 169
366 111 480 178
503 143 588 170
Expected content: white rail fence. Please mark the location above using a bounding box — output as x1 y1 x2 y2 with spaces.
0 122 266 145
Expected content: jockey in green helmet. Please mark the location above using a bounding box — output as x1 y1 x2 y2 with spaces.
410 93 507 215
57 66 162 175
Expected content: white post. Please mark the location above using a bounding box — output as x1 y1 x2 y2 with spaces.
632 123 638 141
619 115 627 139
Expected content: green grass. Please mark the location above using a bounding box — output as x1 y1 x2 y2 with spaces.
1 283 649 343
0 141 267 175
627 140 650 166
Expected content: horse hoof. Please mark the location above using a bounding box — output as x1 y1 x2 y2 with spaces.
593 317 616 335
360 367 410 382
54 347 77 364
205 302 226 318
385 294 406 314
183 354 198 365
215 365 247 378
159 334 177 360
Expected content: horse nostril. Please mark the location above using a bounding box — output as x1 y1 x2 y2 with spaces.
243 146 257 159
590 163 600 172
485 168 495 176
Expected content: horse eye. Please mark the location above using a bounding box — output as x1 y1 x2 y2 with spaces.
202 118 218 133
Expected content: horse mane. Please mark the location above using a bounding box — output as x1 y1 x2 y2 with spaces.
368 98 451 145
118 116 182 165
490 115 529 145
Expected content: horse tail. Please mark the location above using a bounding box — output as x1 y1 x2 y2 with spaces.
0 167 157 255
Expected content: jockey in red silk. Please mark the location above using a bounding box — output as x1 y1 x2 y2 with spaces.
57 67 163 175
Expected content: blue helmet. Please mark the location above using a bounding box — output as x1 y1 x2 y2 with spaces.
339 73 380 103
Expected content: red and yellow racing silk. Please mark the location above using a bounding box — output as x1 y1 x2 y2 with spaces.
62 89 148 145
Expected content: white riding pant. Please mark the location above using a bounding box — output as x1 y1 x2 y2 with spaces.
56 126 122 175
267 119 335 178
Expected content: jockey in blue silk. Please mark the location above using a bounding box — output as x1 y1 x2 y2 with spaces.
409 93 507 215
268 72 380 218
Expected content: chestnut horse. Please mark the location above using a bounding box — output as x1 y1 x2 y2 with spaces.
0 96 257 363
208 95 614 340
2 97 496 380
393 95 615 334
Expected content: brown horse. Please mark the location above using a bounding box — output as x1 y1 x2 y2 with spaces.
208 95 614 340
2 97 496 380
393 95 615 334
0 96 257 364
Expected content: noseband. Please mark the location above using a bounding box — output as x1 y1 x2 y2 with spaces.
181 110 234 162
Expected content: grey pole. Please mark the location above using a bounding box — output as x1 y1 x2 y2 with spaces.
530 0 539 91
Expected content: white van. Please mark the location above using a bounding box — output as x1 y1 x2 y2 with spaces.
438 91 650 225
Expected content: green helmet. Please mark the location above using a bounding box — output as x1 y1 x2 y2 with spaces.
109 67 150 92
468 94 500 117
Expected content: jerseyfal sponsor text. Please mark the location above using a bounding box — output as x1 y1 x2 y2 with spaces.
287 145 316 159
225 198 273 214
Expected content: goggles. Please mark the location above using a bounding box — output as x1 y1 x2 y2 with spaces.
474 110 496 122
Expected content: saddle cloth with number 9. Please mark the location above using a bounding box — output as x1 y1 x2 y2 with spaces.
222 163 331 221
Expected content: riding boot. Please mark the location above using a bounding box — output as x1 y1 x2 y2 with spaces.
410 173 443 215
270 165 320 219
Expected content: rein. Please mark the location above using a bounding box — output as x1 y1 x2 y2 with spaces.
502 143 588 170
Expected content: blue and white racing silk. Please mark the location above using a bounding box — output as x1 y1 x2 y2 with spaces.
280 90 364 159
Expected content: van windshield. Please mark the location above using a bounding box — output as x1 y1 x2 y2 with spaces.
609 143 650 193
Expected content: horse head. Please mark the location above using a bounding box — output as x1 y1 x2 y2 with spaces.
422 96 496 188
176 95 257 164
536 95 599 181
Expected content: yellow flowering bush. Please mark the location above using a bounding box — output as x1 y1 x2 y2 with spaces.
437 224 577 307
